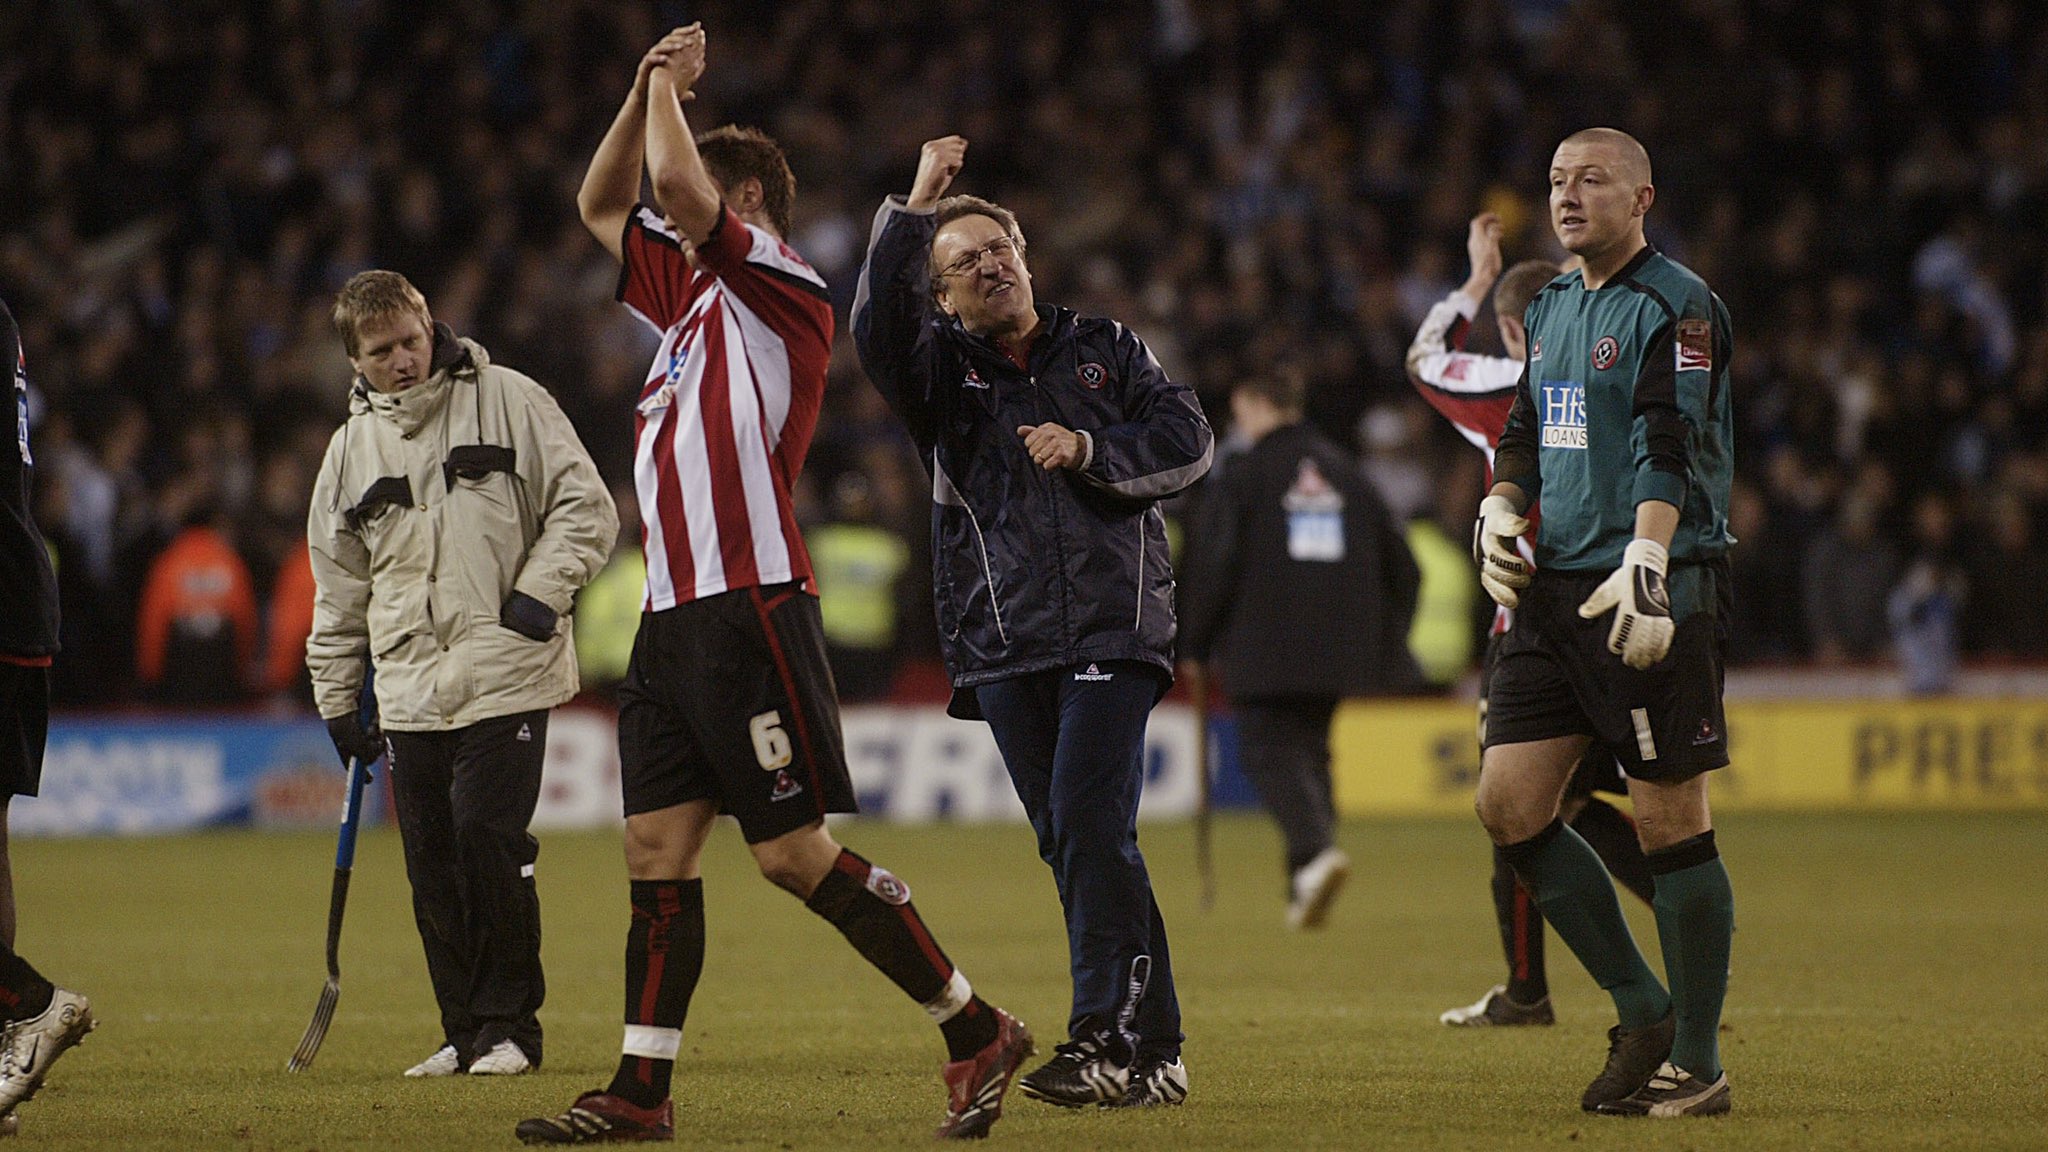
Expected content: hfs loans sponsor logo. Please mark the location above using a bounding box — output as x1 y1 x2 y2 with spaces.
1541 381 1587 449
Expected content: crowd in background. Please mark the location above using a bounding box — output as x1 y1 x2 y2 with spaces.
4 0 2046 709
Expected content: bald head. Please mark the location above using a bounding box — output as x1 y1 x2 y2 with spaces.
1549 127 1655 278
1556 127 1652 188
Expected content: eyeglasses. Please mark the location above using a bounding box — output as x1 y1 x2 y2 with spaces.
937 235 1022 279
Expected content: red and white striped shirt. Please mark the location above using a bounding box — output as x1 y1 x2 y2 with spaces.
1405 290 1525 478
618 203 833 611
1405 289 1536 634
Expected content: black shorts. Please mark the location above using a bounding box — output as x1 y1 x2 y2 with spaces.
1479 633 1628 798
0 664 49 798
1483 563 1730 782
617 583 856 843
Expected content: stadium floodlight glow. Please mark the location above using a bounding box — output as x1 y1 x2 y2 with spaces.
287 753 373 1072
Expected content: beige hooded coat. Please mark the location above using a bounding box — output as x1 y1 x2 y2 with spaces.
306 333 618 730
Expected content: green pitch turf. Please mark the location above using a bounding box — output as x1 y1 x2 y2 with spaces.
8 810 2045 1149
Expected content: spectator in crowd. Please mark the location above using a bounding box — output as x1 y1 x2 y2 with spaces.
810 473 912 703
1964 491 2048 659
1890 491 1968 694
134 500 259 705
1803 489 1901 664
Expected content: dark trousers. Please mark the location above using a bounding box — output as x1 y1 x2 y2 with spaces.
385 709 548 1065
976 662 1181 1059
1234 696 1339 879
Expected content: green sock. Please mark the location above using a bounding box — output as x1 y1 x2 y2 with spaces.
1501 820 1670 1029
1650 832 1734 1081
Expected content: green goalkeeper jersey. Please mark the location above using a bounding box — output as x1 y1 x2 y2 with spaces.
1494 245 1734 590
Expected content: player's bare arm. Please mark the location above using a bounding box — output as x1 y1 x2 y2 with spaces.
578 26 698 261
646 27 722 245
1460 211 1504 304
906 135 967 211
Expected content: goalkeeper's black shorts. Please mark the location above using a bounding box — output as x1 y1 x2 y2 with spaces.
1482 561 1730 782
1480 633 1627 798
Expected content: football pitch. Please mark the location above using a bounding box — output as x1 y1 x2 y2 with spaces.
10 810 2046 1150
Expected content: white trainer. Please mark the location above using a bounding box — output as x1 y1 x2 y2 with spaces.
1286 848 1352 930
467 1039 531 1076
404 1043 462 1078
0 989 94 1117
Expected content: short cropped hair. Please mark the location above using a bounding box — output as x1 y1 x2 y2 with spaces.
1235 364 1307 416
332 270 431 358
697 125 795 237
931 194 1027 278
1494 260 1562 324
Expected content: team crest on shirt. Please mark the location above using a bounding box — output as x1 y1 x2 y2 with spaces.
864 866 912 906
1592 336 1619 370
962 368 989 390
1077 362 1107 389
1530 339 1543 362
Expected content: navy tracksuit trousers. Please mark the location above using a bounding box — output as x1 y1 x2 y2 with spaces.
977 661 1182 1060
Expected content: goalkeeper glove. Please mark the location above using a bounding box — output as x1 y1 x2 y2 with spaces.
1578 538 1675 669
1472 494 1532 607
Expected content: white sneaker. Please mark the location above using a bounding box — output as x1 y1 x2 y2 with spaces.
467 1039 531 1075
404 1043 462 1078
0 989 94 1116
1286 848 1351 930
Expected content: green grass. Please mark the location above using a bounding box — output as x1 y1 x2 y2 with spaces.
9 811 2047 1149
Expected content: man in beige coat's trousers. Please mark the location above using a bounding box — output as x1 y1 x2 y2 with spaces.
306 270 617 1080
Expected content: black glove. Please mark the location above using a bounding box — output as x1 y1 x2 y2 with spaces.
326 714 384 769
500 590 559 641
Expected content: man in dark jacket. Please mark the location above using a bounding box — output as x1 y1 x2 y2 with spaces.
0 297 95 1129
1179 369 1421 930
854 135 1213 1112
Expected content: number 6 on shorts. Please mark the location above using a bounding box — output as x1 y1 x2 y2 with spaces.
749 710 793 770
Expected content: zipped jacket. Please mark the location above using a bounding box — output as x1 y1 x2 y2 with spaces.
306 329 617 730
853 197 1213 714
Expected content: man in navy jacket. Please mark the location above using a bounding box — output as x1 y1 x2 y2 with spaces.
854 135 1212 1110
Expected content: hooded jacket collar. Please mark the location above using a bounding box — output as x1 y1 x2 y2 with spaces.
350 323 489 436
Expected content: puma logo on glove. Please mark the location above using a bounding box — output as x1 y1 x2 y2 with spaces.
1578 538 1674 669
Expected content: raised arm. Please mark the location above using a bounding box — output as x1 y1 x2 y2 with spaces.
852 137 968 455
1407 213 1503 377
578 27 696 262
645 27 721 245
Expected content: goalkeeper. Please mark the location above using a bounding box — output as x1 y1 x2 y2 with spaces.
1473 127 1736 1119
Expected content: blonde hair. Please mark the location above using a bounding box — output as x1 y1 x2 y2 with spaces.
332 270 431 358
